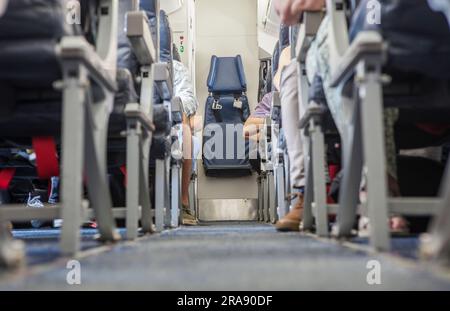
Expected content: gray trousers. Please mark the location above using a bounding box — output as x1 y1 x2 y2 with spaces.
280 60 305 189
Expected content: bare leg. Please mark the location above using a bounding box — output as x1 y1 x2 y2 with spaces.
182 114 193 207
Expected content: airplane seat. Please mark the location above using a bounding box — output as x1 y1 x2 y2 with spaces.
150 9 175 162
202 55 252 177
319 0 450 252
0 0 119 266
351 0 450 79
108 0 141 137
0 0 104 138
348 0 450 146
106 0 160 238
0 0 75 86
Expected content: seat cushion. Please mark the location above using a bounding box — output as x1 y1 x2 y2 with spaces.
0 99 62 138
0 40 62 87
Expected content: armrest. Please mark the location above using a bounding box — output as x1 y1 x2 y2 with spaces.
295 11 324 62
299 103 328 129
154 62 174 98
171 96 183 124
0 0 8 17
95 0 119 78
171 96 183 113
329 31 385 87
326 0 350 74
264 116 272 143
272 91 281 107
127 11 157 66
271 91 282 125
58 37 117 92
125 103 156 132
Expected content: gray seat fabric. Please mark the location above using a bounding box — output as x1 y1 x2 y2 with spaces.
117 0 138 75
0 0 78 87
0 0 76 39
0 0 98 140
140 0 158 48
351 0 450 79
109 69 139 136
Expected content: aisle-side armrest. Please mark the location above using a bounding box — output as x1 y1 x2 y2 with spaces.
125 103 156 132
299 103 328 130
154 62 174 98
272 91 281 108
295 11 324 62
127 11 157 66
329 31 385 87
58 36 117 93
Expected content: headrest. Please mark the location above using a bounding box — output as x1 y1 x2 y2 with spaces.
207 55 247 93
159 10 173 63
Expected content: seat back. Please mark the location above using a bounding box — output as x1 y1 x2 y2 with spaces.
203 55 252 177
159 10 173 64
117 0 137 74
0 0 78 87
140 0 158 47
0 0 100 136
207 55 247 94
350 0 450 79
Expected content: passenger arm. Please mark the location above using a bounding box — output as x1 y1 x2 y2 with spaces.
244 117 265 142
0 0 8 17
275 0 326 25
173 61 199 117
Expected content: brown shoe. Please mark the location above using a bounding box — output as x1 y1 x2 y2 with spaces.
275 194 303 232
182 205 198 226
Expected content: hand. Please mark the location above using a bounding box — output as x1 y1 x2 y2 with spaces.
274 0 325 25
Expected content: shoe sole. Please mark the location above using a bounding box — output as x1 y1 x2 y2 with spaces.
275 221 301 232
182 221 198 226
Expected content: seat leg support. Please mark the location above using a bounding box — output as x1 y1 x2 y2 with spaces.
60 63 88 255
310 121 328 237
358 60 390 251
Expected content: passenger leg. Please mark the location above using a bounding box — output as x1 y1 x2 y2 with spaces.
181 114 197 225
275 60 305 232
